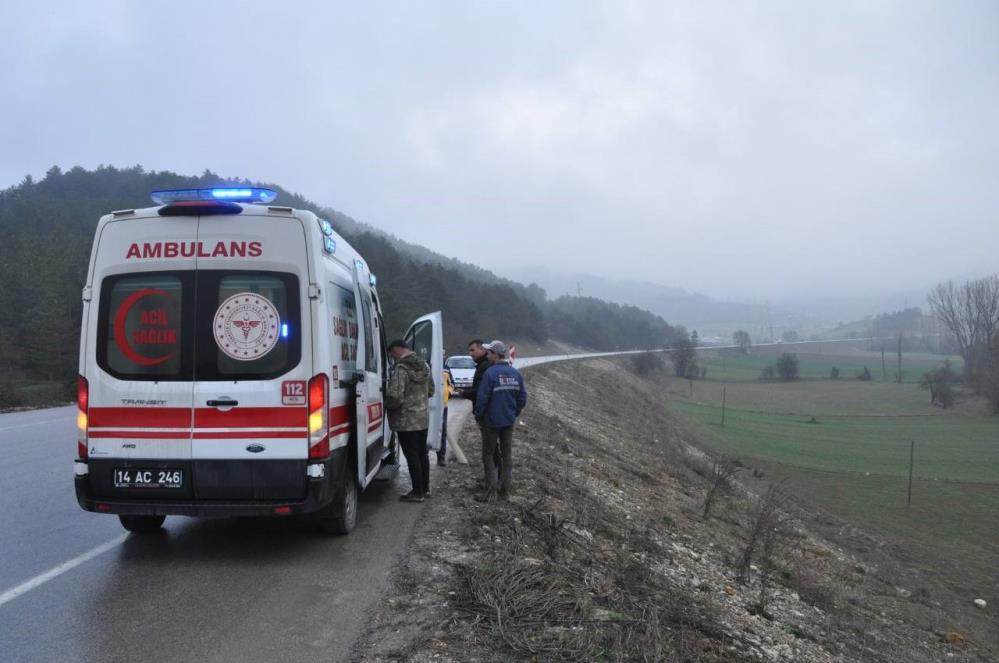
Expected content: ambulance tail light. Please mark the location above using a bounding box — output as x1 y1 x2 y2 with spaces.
308 373 329 459
77 375 89 460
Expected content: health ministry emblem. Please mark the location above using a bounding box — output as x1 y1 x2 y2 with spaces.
214 293 280 360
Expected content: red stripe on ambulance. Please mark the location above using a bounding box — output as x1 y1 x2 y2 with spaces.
194 407 306 428
89 407 190 428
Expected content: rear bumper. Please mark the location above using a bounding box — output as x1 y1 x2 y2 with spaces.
75 449 346 517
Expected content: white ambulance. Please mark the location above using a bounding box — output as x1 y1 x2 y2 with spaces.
74 187 444 535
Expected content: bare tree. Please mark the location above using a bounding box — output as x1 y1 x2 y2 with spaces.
927 276 999 381
979 333 999 414
733 330 751 354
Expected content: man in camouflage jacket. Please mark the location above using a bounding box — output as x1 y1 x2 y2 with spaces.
386 340 436 501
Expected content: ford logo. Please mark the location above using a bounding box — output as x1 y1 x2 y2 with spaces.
246 444 266 454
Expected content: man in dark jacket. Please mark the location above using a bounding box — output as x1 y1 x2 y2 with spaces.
459 339 501 488
385 340 435 502
473 340 527 501
459 339 490 405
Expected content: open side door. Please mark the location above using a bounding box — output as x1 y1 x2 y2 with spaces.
351 264 385 487
403 312 444 451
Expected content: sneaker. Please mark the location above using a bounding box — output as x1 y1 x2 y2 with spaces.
424 490 432 499
399 491 425 503
473 491 495 503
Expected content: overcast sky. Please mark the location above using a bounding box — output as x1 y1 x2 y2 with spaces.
2 1 997 300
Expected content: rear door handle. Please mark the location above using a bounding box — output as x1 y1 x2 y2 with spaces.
207 399 239 407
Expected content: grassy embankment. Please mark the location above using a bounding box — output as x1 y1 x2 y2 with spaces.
669 342 999 604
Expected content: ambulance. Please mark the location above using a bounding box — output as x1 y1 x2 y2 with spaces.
74 187 443 535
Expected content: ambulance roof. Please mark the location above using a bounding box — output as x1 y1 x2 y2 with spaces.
96 190 375 287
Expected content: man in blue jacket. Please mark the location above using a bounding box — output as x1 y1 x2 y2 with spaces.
473 340 527 501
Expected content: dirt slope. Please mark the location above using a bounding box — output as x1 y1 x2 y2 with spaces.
352 357 994 662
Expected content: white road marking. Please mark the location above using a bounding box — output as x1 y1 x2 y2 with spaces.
0 416 73 432
0 534 129 608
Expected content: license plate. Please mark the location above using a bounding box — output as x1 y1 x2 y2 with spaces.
113 468 183 489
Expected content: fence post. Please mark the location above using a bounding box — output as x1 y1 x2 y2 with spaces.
907 440 914 506
721 387 727 427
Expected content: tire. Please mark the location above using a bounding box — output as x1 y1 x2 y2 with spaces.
315 466 358 535
119 515 166 533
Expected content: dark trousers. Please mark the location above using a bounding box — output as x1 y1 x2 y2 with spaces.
438 407 448 460
481 425 514 494
398 429 430 495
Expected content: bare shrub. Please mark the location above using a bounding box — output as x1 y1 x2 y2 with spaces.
631 351 665 375
784 555 840 611
736 483 789 585
702 457 739 518
755 511 793 616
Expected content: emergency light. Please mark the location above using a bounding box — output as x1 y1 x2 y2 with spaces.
150 188 278 205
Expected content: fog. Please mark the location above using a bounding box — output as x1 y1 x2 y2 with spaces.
2 1 997 301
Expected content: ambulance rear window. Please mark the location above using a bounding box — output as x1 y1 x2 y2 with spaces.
97 270 300 382
98 273 193 380
194 271 301 381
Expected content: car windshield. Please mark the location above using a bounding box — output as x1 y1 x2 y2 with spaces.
446 356 475 369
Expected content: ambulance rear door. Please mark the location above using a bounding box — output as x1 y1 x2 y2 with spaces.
190 211 312 500
86 215 196 498
403 312 444 450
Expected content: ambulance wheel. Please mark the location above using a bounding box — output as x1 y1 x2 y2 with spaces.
316 467 358 535
119 515 166 533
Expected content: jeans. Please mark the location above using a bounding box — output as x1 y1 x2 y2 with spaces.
481 425 514 494
398 429 430 495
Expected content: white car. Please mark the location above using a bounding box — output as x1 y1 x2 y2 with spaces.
445 355 476 390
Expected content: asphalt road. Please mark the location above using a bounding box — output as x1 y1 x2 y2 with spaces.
0 400 472 663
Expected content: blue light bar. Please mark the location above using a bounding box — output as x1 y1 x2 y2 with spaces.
318 219 333 236
281 323 289 338
323 237 336 254
150 188 278 205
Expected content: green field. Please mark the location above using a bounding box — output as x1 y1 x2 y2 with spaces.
700 341 963 384
667 343 999 607
672 400 999 483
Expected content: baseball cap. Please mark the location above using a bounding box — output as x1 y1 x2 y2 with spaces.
483 340 507 356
